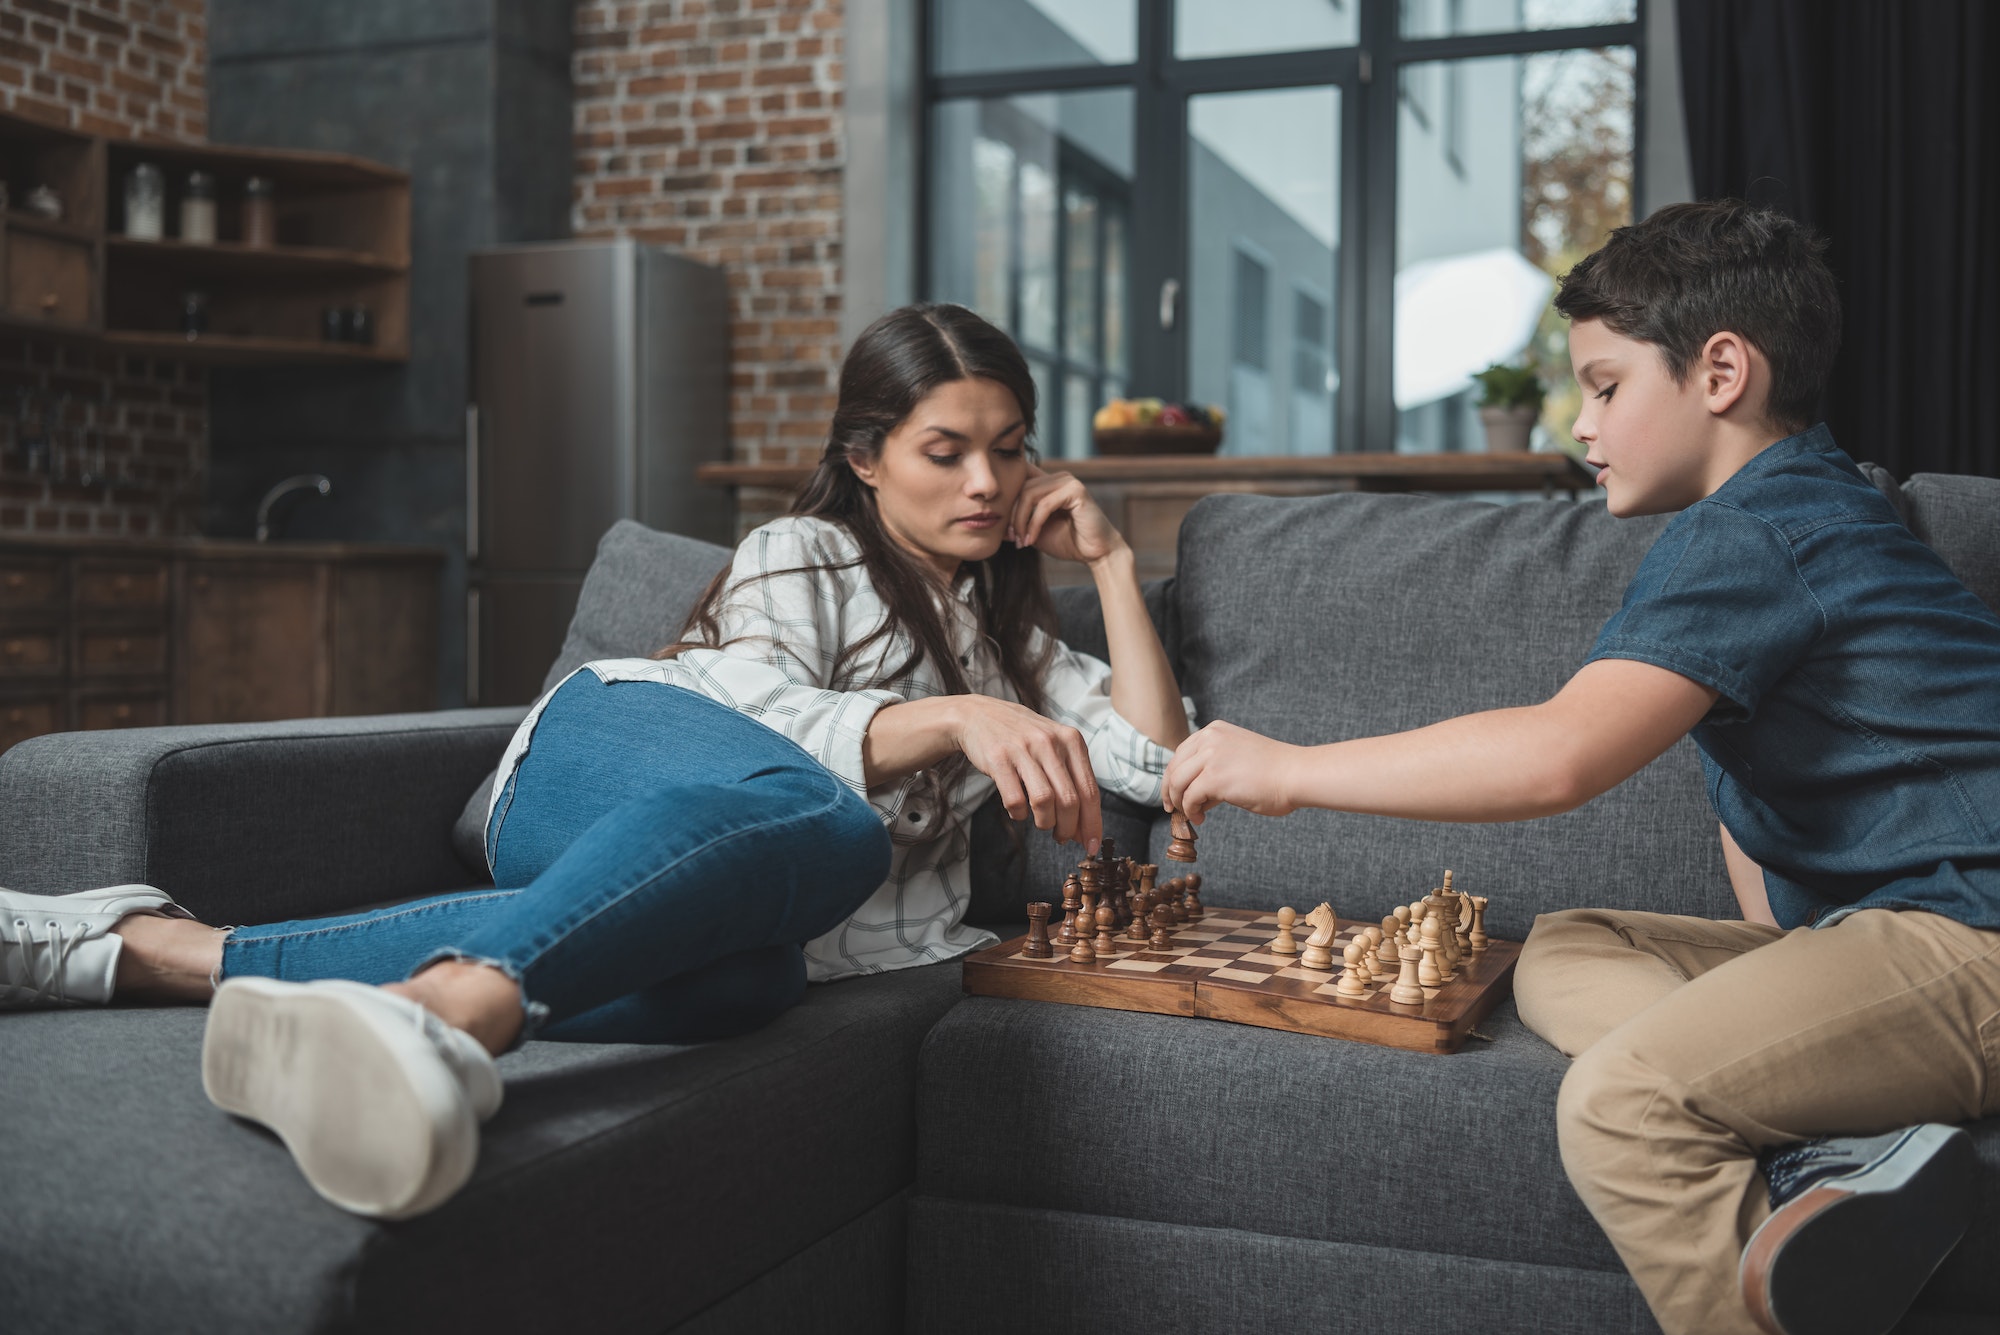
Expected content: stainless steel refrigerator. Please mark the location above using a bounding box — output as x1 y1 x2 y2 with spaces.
466 240 731 706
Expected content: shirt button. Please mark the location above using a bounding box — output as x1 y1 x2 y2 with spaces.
908 811 924 823
959 653 970 665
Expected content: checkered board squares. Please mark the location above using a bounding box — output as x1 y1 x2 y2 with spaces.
961 907 1521 1054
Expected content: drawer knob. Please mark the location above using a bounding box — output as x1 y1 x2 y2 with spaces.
114 575 132 592
5 709 21 724
4 574 23 590
39 292 58 312
4 640 21 657
113 705 132 721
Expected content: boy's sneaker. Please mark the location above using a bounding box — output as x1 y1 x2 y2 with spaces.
1741 1123 1976 1335
0 884 194 1008
202 977 503 1219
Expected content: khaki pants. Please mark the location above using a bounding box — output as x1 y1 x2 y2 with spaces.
1516 907 2000 1335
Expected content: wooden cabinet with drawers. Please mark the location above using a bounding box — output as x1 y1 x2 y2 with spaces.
0 537 442 753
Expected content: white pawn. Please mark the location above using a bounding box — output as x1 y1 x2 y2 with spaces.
1336 940 1369 996
1271 906 1299 956
1359 927 1383 980
1376 916 1401 969
1418 913 1444 988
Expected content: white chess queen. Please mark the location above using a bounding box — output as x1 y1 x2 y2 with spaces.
0 302 1193 1219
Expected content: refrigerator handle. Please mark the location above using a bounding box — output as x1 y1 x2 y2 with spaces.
465 402 481 562
466 587 481 706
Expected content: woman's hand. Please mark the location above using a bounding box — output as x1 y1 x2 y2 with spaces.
1163 721 1305 823
1009 463 1126 568
953 695 1103 851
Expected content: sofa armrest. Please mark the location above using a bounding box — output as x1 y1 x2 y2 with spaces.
0 708 527 926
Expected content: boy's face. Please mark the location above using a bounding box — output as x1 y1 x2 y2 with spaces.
1568 318 1722 517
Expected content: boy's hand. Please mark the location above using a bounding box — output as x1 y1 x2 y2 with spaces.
1163 721 1303 822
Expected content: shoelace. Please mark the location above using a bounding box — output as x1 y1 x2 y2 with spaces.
1 915 88 1006
1758 1137 1846 1208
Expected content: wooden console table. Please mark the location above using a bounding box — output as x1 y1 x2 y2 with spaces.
0 537 441 754
698 452 1597 584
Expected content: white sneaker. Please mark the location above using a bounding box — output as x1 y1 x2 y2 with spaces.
202 977 503 1219
0 884 194 1008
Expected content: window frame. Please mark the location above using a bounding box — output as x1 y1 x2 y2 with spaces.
919 0 1648 455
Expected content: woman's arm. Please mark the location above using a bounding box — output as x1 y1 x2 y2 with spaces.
862 694 1104 851
1012 465 1189 749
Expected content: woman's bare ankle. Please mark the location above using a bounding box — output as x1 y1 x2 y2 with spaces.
387 959 524 1056
110 914 226 1002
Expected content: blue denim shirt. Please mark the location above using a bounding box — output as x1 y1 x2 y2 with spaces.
1584 424 2000 930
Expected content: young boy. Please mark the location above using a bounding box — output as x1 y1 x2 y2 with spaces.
1163 199 2000 1335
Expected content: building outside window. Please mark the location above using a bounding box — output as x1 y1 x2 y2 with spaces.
923 0 1643 458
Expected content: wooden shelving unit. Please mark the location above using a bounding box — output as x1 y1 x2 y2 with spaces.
0 110 409 364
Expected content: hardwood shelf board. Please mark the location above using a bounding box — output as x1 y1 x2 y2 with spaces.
697 452 1598 494
99 330 407 366
0 109 96 151
101 139 408 190
2 211 98 243
105 236 406 279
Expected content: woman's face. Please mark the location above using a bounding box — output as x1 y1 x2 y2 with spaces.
848 376 1029 582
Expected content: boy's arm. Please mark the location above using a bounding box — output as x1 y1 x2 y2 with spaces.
1719 823 1779 926
1162 658 1717 824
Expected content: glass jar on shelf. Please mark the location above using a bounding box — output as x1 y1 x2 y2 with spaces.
180 170 216 244
124 164 164 240
242 176 276 247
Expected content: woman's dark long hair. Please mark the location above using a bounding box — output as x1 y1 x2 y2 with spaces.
657 302 1060 719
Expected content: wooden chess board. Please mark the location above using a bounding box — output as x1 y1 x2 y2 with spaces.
961 907 1520 1054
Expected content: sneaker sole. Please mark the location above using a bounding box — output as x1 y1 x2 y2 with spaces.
1741 1124 1977 1335
202 978 478 1219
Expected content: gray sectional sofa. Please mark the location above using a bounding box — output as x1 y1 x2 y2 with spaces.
4 470 1998 1335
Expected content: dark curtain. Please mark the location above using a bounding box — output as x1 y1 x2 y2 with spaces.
1677 0 2000 479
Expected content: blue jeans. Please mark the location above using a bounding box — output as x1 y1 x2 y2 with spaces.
221 674 892 1044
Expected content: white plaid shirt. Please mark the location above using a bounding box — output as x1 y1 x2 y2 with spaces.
490 515 1194 982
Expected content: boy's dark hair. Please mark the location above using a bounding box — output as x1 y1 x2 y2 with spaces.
1555 199 1841 434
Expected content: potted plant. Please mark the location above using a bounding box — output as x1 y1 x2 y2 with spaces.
1471 362 1545 453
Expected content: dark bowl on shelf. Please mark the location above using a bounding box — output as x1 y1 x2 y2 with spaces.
1092 424 1223 456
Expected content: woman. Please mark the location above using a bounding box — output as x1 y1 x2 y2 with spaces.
0 303 1191 1219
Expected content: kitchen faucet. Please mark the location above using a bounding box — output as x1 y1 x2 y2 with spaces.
255 474 332 542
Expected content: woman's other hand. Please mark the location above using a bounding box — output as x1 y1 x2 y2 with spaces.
1008 463 1126 568
953 695 1103 851
1163 720 1304 823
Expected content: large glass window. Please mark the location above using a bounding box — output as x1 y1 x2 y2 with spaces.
929 89 1134 457
923 0 1642 458
1394 45 1635 453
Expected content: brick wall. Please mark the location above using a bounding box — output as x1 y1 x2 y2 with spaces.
573 0 845 474
0 0 207 539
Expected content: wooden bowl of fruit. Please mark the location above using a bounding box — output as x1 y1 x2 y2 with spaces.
1091 398 1226 455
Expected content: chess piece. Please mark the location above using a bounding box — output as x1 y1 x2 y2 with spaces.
1184 873 1204 921
1127 890 1152 942
1271 906 1299 955
1166 808 1198 862
1148 905 1171 951
1393 903 1412 939
1418 913 1443 988
1024 902 1053 958
1444 871 1472 959
1336 941 1369 996
1359 926 1383 978
1058 875 1081 947
1300 903 1338 971
1069 930 1096 964
1376 916 1401 969
1070 889 1098 963
1391 937 1426 1006
1469 895 1490 953
1094 899 1119 956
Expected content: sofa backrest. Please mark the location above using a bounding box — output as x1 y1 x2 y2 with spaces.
541 520 733 689
1164 491 1723 940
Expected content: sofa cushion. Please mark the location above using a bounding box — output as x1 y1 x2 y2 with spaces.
0 958 963 1335
1164 492 1733 941
1904 472 2000 615
914 995 2000 1326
